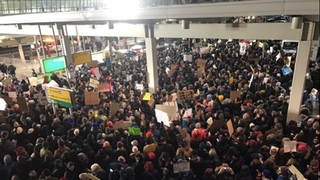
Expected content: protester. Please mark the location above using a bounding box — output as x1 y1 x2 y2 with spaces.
0 39 319 180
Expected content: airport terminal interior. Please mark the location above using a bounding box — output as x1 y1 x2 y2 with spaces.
0 0 319 180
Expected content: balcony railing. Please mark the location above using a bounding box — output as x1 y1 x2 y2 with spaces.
0 0 246 15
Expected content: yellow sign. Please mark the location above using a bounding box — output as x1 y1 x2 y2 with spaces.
47 87 72 104
73 51 92 65
142 92 151 101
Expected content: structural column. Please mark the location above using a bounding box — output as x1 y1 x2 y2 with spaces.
56 23 73 66
17 39 26 65
145 24 158 93
287 22 315 124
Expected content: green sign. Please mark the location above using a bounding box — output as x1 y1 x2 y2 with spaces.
128 127 141 135
51 99 72 108
43 56 66 73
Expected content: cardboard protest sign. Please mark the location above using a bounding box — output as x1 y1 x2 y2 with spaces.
17 97 29 112
0 94 13 105
182 108 193 118
288 165 307 180
113 120 132 130
177 90 193 101
183 54 192 62
209 119 226 132
197 59 207 67
155 109 170 127
29 77 38 86
2 79 11 86
87 60 98 68
97 83 110 92
89 78 99 88
148 97 155 108
8 92 17 100
227 120 234 137
197 64 204 77
84 91 100 105
163 101 179 118
156 104 177 120
173 161 190 174
128 127 141 135
230 91 241 101
142 92 151 101
284 141 297 153
110 102 121 118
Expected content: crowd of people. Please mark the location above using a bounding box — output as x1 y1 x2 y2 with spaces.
0 39 319 180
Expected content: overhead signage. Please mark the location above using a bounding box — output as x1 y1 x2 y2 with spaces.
47 86 72 108
42 56 66 73
72 51 92 65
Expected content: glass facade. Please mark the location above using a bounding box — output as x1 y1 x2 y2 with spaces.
0 0 245 15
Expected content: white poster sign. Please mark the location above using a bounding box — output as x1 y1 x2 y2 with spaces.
239 43 246 55
183 54 192 62
155 109 170 127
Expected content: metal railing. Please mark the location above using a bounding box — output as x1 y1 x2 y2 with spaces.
0 0 246 15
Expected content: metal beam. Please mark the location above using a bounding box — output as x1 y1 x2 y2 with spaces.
153 23 303 40
0 0 318 25
0 23 303 42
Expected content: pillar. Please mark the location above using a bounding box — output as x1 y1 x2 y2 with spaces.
145 24 158 93
17 39 26 64
56 23 74 117
287 23 315 124
56 23 72 66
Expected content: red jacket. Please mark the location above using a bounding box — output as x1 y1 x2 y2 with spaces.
191 128 206 142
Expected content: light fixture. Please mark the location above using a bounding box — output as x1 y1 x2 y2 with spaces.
291 17 302 29
181 20 190 30
16 24 22 30
108 22 114 29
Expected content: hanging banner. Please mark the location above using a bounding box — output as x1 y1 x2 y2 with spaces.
84 91 100 105
239 42 246 55
72 51 92 65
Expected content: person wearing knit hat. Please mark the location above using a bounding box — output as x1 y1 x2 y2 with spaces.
103 141 110 148
131 140 138 147
148 152 155 160
297 144 308 152
106 121 113 127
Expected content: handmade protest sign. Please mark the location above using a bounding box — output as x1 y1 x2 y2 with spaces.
97 83 110 92
85 91 100 105
173 161 190 174
284 141 297 153
155 109 170 127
